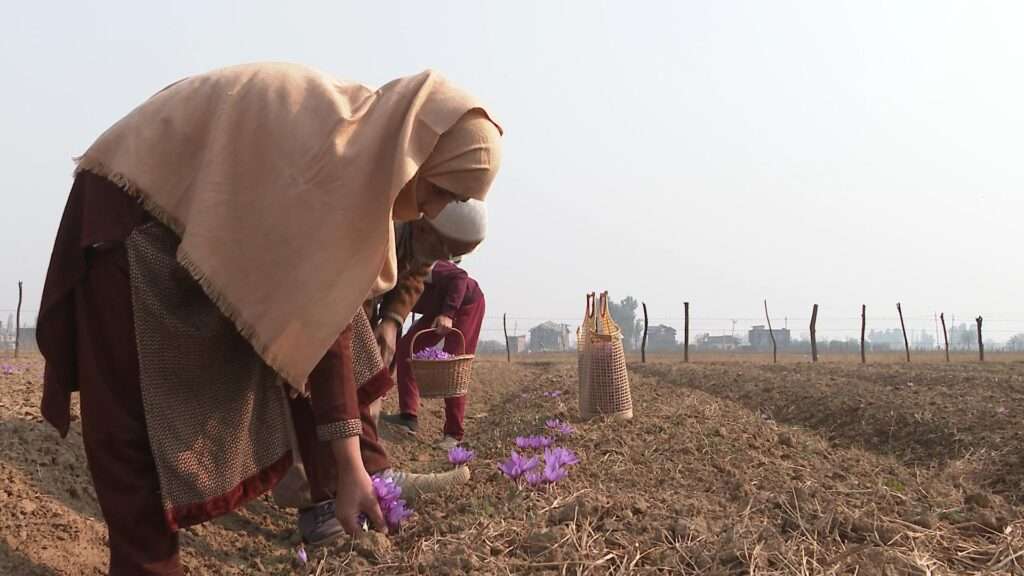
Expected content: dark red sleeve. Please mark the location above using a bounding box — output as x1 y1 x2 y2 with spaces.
307 326 362 440
432 261 469 318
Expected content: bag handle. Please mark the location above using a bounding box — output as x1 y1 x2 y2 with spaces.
410 327 466 358
584 292 596 319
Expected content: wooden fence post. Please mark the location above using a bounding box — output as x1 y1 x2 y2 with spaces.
641 302 648 363
810 304 819 363
503 313 510 363
15 281 22 359
976 316 984 362
683 302 690 363
860 304 866 364
764 300 777 364
897 302 910 363
940 313 949 362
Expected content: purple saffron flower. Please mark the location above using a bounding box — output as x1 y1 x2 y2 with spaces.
515 435 555 450
413 348 454 360
448 446 475 466
544 447 579 468
296 546 308 564
525 471 546 487
372 475 402 503
386 499 413 527
499 451 539 479
542 390 563 398
542 460 569 484
1 364 16 375
498 458 521 479
360 473 413 531
545 419 574 435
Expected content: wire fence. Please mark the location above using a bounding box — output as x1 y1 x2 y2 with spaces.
5 305 1024 353
475 309 1024 353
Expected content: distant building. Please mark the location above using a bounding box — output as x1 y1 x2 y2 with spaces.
507 335 528 355
1007 334 1024 352
529 322 570 352
948 323 978 351
748 325 791 350
476 340 507 355
644 325 678 352
911 330 935 351
868 329 905 351
696 334 741 351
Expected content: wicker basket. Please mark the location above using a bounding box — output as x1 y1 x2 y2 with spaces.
409 327 474 398
578 292 633 420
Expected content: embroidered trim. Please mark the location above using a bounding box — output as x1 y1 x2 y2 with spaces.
317 419 363 441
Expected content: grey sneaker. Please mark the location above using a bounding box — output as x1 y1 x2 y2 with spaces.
298 500 345 545
381 413 419 435
436 435 460 451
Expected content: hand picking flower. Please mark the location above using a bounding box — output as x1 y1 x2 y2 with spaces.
358 473 413 531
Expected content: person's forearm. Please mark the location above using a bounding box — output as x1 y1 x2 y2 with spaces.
330 435 365 474
380 262 431 323
308 326 361 440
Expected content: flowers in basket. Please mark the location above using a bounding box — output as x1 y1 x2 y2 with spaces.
413 348 454 361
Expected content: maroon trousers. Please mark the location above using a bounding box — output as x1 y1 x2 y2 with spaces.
75 245 184 575
396 295 485 439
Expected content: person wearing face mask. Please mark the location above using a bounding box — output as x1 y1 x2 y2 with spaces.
36 62 501 575
371 200 488 370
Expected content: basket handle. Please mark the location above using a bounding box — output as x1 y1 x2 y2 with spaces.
584 292 596 319
410 326 466 358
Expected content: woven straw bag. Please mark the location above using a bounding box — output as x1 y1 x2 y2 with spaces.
578 292 633 420
409 327 474 398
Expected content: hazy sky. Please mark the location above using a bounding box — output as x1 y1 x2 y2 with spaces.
2 1 1022 343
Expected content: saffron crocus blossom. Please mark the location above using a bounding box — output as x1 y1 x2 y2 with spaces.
413 348 454 360
542 459 569 484
385 499 412 528
359 473 412 531
545 419 574 435
525 471 546 487
447 446 475 466
543 446 579 468
1 364 16 375
514 435 555 450
542 390 563 398
296 546 308 565
498 451 539 480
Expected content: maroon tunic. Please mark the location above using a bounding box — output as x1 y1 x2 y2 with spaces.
36 172 385 575
397 260 486 440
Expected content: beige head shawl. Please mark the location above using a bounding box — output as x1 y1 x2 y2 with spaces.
392 110 501 221
75 62 502 388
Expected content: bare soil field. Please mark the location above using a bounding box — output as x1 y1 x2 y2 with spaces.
2 354 1022 574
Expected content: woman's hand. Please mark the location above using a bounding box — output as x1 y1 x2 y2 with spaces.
432 314 454 336
330 436 387 535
